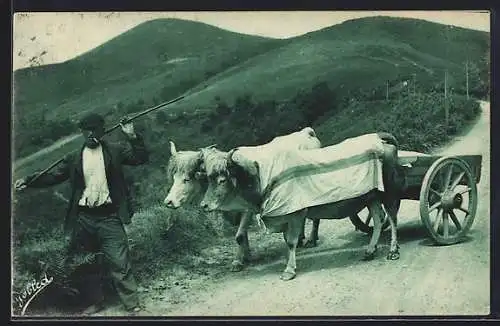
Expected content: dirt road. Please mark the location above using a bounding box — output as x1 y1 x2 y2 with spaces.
100 101 491 317
13 134 80 170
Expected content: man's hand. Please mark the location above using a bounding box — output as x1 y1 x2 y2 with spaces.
14 172 40 191
14 178 29 191
119 117 137 138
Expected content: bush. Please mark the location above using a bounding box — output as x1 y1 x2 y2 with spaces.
316 91 482 152
126 205 223 280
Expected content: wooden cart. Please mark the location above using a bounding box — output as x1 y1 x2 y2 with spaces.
349 151 482 245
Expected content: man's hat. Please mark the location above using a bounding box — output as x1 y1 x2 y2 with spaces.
78 113 105 130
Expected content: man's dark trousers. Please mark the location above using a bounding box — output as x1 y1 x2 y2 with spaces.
71 205 139 310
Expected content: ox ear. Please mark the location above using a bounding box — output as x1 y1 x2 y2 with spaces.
229 150 259 180
169 141 177 156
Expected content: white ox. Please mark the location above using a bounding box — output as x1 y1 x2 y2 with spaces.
163 127 321 271
199 132 402 281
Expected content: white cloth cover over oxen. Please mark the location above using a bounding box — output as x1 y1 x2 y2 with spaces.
233 133 387 217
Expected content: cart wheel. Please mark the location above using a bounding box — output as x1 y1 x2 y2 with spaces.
349 207 391 234
419 156 478 245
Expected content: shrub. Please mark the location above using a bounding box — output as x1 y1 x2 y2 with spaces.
126 205 223 280
315 91 482 152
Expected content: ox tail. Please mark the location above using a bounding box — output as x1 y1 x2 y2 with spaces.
377 132 399 149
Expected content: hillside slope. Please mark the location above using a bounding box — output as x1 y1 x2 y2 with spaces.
167 16 489 113
13 18 282 115
13 18 284 158
13 16 489 160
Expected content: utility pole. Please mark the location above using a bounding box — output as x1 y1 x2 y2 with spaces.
413 73 416 95
444 69 449 132
444 25 450 134
386 80 389 101
465 60 469 100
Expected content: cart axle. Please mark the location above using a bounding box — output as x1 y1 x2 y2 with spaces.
441 191 463 211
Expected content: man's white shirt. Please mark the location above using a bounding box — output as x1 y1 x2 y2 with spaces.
78 145 112 207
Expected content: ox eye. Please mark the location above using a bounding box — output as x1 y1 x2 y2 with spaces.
183 177 191 183
218 177 226 185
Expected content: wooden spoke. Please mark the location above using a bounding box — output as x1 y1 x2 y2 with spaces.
458 206 470 215
443 211 449 237
459 187 472 195
429 201 441 213
449 211 462 230
450 171 466 190
443 164 454 191
433 208 442 231
430 187 442 198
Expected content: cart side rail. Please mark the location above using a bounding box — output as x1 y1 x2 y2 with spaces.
400 154 482 200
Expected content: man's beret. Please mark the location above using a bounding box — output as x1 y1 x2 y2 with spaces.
78 113 105 130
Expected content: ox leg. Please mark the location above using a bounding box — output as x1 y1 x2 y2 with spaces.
363 202 383 261
232 213 252 272
297 218 307 248
385 201 400 260
304 219 320 248
380 140 401 260
281 214 305 281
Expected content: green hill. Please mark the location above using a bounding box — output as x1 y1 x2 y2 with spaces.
168 16 488 112
13 16 489 160
13 18 284 158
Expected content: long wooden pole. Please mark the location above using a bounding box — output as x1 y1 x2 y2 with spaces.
24 94 185 186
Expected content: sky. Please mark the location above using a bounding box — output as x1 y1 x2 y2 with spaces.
12 10 490 71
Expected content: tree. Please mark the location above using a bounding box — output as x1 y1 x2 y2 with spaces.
467 61 488 98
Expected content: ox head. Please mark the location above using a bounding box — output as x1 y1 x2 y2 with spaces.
164 141 215 209
199 147 259 212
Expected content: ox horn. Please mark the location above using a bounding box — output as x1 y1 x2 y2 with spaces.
169 141 177 156
199 143 217 151
228 148 238 163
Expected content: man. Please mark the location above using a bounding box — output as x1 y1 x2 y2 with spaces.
15 113 149 315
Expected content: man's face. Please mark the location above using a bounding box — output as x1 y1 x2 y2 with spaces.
81 126 105 148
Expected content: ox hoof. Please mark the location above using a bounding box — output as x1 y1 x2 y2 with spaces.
386 251 400 260
362 251 376 261
230 261 245 272
303 239 318 248
362 245 377 261
280 271 296 281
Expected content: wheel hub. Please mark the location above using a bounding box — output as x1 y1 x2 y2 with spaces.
442 191 463 211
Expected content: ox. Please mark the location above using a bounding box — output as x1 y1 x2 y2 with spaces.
163 127 321 271
199 132 402 281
